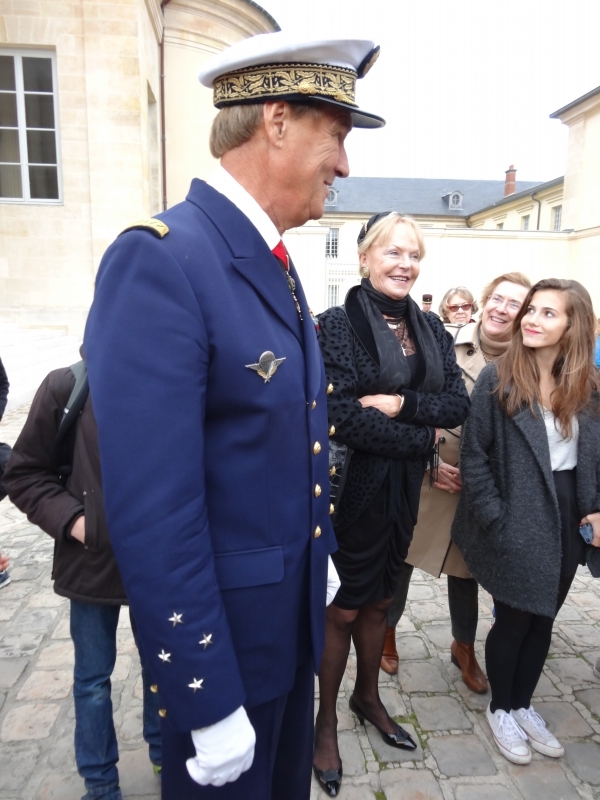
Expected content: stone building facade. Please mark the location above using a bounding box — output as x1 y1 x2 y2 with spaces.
0 0 278 336
0 2 598 336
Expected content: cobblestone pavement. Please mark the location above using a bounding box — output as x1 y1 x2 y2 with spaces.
2 404 600 799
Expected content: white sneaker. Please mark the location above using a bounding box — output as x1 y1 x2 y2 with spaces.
486 703 531 764
511 705 564 758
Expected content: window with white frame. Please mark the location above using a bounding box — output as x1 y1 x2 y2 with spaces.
327 284 339 307
449 192 462 210
0 50 61 202
325 187 337 206
325 227 339 258
522 215 530 231
553 205 562 231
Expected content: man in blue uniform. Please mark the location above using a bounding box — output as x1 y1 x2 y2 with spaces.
84 32 384 799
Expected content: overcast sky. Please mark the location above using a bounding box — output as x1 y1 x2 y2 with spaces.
262 0 598 183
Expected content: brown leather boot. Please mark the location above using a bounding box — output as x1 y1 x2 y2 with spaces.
380 626 399 675
450 639 488 693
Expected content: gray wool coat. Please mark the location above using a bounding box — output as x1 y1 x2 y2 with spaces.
451 362 600 617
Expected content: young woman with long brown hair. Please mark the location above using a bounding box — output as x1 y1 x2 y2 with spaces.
452 278 600 765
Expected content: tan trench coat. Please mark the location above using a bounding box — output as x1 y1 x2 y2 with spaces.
407 321 487 578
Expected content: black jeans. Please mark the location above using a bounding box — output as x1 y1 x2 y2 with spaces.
486 575 574 713
387 561 479 644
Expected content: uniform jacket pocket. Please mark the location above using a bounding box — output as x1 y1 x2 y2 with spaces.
214 546 284 590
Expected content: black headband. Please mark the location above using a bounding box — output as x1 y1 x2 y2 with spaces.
357 211 394 246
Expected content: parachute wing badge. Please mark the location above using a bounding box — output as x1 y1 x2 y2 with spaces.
245 351 286 383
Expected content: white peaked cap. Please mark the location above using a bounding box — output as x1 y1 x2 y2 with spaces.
198 31 385 129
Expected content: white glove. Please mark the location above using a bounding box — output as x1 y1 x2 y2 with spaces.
186 705 256 787
326 555 341 606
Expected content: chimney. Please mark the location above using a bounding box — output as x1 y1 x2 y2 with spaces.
504 165 516 197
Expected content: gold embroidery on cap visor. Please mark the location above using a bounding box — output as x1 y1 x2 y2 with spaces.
213 63 358 109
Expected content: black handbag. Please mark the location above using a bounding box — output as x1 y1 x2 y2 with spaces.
328 440 353 526
0 442 12 502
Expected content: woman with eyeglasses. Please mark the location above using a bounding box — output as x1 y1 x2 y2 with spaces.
439 287 478 327
381 273 531 693
453 278 600 764
312 212 470 796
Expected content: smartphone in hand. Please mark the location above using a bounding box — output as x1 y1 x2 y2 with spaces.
580 523 594 544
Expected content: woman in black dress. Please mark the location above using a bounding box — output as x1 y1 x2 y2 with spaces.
313 212 470 795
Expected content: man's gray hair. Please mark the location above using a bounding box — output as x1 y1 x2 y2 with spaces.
209 102 325 159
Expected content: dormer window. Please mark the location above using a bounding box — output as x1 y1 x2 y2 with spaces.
325 187 338 207
442 191 463 210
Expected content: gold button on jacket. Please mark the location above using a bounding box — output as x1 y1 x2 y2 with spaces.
314 526 322 538
326 384 334 395
313 442 322 455
314 484 322 497
328 425 335 436
158 708 167 718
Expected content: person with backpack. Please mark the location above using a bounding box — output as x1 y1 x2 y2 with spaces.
3 360 161 800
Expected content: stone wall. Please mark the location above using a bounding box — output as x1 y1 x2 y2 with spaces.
163 0 278 207
0 0 163 336
0 0 278 337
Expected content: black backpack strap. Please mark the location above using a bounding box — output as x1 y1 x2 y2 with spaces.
54 360 89 483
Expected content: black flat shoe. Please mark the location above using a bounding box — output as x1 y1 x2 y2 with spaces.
349 696 417 751
313 763 343 796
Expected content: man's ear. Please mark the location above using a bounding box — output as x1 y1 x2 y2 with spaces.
262 101 289 149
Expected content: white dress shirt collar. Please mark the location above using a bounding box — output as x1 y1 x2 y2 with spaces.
206 165 281 251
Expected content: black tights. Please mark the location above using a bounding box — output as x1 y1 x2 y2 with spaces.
486 575 574 713
313 597 393 771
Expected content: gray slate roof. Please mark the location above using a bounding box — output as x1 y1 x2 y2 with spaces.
326 177 542 218
472 176 563 216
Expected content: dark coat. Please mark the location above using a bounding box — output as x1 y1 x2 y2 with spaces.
317 287 471 530
0 357 8 419
452 362 600 617
84 179 337 734
3 368 127 604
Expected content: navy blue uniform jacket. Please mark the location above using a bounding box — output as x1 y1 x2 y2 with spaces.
84 179 337 733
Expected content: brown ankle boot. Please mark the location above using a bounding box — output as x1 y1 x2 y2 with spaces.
450 639 488 693
380 626 399 675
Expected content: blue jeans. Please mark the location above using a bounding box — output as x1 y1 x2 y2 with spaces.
70 600 162 800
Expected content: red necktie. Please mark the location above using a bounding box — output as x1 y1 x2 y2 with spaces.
272 240 303 321
272 240 289 269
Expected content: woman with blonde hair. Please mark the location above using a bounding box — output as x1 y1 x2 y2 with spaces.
438 287 478 327
453 278 600 765
313 212 470 795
